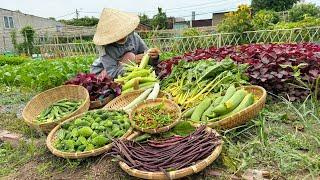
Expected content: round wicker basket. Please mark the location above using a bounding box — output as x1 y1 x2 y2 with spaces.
22 85 90 133
206 85 267 129
129 98 181 134
119 125 223 179
103 89 171 110
46 109 133 159
89 94 115 110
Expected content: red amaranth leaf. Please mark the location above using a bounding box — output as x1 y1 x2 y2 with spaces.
156 43 320 100
65 73 122 101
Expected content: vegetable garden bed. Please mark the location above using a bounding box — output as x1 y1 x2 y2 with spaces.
0 43 319 179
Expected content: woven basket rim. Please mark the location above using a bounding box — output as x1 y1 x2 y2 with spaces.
46 109 133 159
206 85 267 127
89 94 115 109
129 98 182 134
118 124 223 179
22 85 90 126
103 89 172 110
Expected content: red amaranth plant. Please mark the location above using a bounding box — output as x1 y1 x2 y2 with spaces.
65 73 122 101
157 43 320 100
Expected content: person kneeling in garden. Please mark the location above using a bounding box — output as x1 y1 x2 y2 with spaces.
91 8 160 79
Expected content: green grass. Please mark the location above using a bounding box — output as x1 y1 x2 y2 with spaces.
0 86 35 105
0 84 319 179
0 55 31 66
221 97 320 179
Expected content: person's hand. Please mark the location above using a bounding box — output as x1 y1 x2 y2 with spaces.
148 48 160 59
97 69 108 80
134 54 144 63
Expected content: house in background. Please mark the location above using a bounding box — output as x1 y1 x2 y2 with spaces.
172 10 230 30
211 12 227 27
136 23 151 31
0 8 63 53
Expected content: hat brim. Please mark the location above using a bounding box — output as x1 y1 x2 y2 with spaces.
93 9 140 45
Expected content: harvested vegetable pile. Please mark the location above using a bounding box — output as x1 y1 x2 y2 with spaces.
109 125 221 173
157 43 320 100
161 58 248 108
184 85 255 122
54 110 130 152
131 103 177 129
123 83 160 112
65 73 121 101
36 99 82 123
115 61 159 94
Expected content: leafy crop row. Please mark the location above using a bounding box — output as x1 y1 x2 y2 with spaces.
0 56 95 90
157 43 320 100
0 55 31 66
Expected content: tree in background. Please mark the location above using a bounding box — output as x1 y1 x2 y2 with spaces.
251 0 299 12
151 7 168 29
48 17 56 21
18 26 36 55
252 10 280 29
217 5 253 33
139 14 151 26
289 3 320 22
10 30 17 52
59 16 99 26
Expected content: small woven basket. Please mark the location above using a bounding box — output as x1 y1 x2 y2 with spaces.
119 124 223 179
89 94 115 110
206 85 267 129
129 99 181 134
46 109 133 159
22 85 90 133
103 89 171 110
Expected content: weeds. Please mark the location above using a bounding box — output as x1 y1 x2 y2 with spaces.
222 95 320 178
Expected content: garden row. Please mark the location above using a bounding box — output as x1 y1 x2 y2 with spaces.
157 43 320 100
0 56 95 90
23 54 252 179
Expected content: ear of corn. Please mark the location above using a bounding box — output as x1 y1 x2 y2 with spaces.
224 89 247 111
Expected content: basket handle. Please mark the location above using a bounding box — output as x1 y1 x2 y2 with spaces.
126 131 141 140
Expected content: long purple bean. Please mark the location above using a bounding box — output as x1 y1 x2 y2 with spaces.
107 125 221 172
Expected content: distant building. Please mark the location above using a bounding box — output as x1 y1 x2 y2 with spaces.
136 23 151 31
212 12 226 26
173 19 213 29
173 21 189 30
191 19 213 28
171 11 230 30
0 8 63 53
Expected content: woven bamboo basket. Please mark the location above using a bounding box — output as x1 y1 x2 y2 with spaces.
22 85 90 133
206 85 267 129
103 89 171 110
46 109 133 159
89 94 115 110
119 124 223 179
129 98 181 134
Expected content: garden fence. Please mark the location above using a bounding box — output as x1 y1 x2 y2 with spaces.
34 26 320 58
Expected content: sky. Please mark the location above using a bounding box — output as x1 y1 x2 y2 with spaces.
1 0 320 20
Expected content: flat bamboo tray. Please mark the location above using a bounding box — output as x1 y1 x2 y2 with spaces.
119 124 223 179
103 89 171 110
129 98 181 134
207 85 267 129
89 94 115 110
22 85 90 133
46 109 133 159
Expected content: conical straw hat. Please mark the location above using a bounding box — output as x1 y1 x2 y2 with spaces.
93 8 140 45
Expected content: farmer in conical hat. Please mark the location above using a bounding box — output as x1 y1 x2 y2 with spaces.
91 8 160 79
